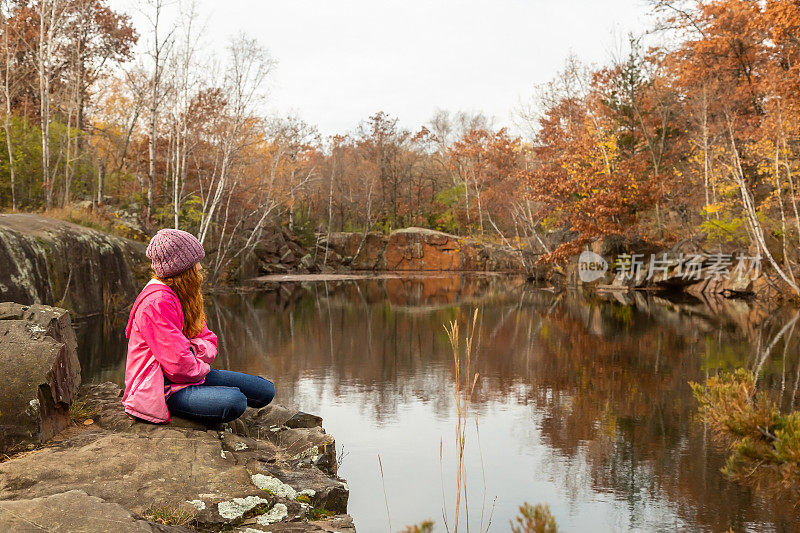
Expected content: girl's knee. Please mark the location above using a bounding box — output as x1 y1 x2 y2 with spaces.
249 379 275 408
221 391 247 422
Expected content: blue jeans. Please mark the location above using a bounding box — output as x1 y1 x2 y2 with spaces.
166 369 275 424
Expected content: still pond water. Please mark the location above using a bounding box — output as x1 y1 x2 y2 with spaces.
77 274 800 532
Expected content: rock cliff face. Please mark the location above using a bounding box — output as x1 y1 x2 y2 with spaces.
323 232 387 270
0 303 82 454
324 227 526 272
245 227 318 277
0 214 146 316
384 228 461 270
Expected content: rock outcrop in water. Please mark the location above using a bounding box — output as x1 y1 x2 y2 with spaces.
0 214 146 316
322 227 527 272
0 303 354 532
554 236 775 300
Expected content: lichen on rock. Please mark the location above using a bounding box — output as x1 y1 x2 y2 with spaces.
217 496 270 520
251 473 296 499
185 499 206 511
255 502 288 525
291 445 320 461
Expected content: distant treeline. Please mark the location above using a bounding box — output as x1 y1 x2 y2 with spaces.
3 1 800 292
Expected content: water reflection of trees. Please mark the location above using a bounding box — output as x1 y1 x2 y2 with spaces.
527 293 799 532
205 279 800 531
78 275 800 531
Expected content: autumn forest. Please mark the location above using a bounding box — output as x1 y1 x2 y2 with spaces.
2 0 800 289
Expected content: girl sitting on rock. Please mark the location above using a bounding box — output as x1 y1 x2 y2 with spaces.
122 228 275 424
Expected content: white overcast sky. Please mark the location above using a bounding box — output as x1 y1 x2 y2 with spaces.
109 0 653 137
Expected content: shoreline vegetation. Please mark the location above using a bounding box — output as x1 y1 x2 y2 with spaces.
1 1 800 301
692 369 800 499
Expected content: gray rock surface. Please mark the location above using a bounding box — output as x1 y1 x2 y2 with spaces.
285 411 323 429
0 490 188 532
0 382 353 532
0 303 82 453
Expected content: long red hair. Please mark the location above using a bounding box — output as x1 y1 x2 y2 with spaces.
155 263 205 338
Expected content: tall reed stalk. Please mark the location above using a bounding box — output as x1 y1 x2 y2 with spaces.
444 308 481 533
378 453 392 532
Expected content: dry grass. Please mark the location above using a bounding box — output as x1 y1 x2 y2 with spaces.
69 397 100 421
396 308 558 533
691 369 800 495
45 205 115 232
0 448 38 464
509 503 558 533
142 501 197 527
378 309 558 533
378 453 392 532
442 310 553 533
44 205 147 241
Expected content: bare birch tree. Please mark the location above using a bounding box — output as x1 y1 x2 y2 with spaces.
197 34 275 245
0 0 21 210
140 0 175 225
168 0 203 229
726 115 800 295
210 119 316 280
37 0 65 210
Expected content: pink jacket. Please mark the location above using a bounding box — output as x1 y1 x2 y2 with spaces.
122 281 217 423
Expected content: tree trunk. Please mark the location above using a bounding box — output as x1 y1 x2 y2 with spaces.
701 87 711 219
63 103 75 207
39 1 53 210
324 160 335 266
2 8 16 211
173 125 180 228
728 120 800 295
3 108 15 210
148 96 156 224
97 157 105 206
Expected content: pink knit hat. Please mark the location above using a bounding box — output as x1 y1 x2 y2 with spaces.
146 228 205 278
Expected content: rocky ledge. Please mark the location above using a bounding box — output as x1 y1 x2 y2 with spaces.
0 213 146 317
319 227 530 272
0 303 354 532
561 238 775 301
